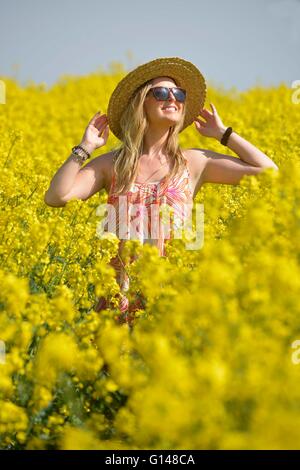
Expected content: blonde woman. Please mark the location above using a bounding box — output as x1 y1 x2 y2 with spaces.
44 57 278 326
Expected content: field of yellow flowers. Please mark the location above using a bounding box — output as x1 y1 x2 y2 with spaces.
0 64 300 450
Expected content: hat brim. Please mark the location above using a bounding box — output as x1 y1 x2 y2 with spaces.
107 56 207 141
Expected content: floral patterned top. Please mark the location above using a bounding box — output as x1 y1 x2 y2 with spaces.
95 156 194 316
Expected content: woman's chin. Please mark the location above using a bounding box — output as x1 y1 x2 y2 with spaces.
160 115 180 124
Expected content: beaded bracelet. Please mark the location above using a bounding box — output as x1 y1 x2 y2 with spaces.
76 144 91 158
69 153 86 165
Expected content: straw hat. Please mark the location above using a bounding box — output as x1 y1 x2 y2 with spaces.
107 56 207 141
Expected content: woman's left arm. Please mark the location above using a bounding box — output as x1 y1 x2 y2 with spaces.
193 103 279 185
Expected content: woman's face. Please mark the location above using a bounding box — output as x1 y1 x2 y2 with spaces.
144 76 185 127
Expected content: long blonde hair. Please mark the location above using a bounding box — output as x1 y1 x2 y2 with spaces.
110 77 187 195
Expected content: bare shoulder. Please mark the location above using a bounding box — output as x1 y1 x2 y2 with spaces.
182 148 208 195
85 149 117 193
183 147 208 172
103 149 119 191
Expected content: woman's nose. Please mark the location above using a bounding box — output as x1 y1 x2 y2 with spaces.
168 91 176 101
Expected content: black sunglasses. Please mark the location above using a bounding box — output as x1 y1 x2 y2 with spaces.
147 86 187 103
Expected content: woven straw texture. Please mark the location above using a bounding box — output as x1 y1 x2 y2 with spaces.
107 56 207 141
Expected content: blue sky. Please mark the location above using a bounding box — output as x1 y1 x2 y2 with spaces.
1 0 299 91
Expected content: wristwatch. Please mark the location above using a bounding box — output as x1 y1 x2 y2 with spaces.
71 144 91 163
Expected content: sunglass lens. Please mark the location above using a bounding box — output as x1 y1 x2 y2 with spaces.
173 88 186 102
152 87 169 100
151 87 186 102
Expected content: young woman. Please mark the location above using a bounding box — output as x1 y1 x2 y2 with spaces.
44 57 278 326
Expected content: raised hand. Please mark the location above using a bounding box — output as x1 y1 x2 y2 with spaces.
193 103 227 140
80 111 110 153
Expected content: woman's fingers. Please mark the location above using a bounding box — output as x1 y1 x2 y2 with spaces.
200 103 217 117
101 123 109 134
94 115 108 131
200 108 213 117
89 111 102 126
195 117 206 126
98 123 109 138
210 103 217 114
103 124 109 138
90 111 108 128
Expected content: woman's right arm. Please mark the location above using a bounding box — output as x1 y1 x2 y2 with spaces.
44 111 110 207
